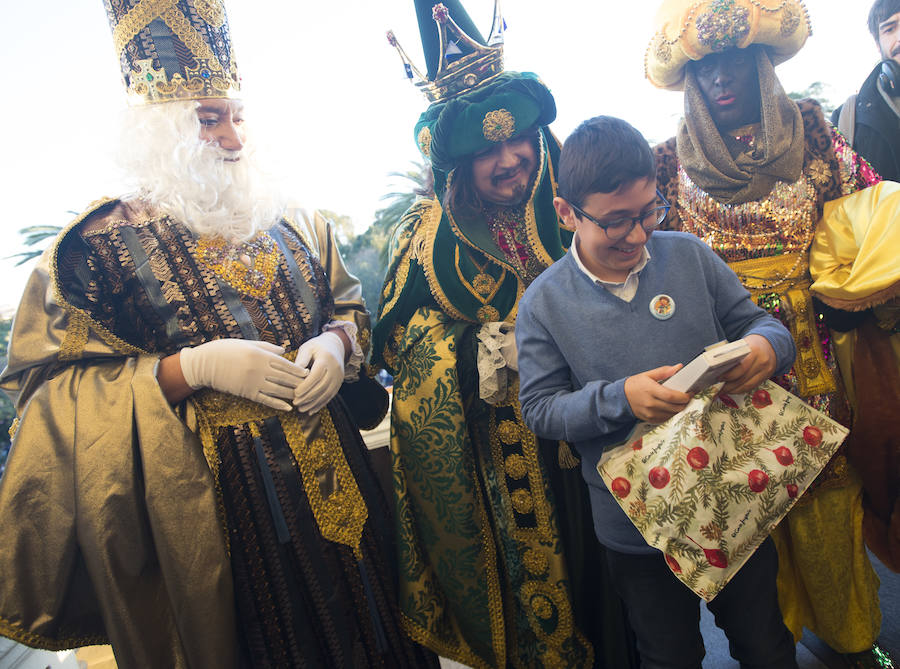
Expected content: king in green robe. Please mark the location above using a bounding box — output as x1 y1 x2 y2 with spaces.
373 49 638 667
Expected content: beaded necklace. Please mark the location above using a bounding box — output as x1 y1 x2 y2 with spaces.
194 231 279 298
676 165 817 260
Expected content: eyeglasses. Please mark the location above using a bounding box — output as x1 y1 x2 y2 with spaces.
570 190 671 242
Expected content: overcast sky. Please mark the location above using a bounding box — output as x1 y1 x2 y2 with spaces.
0 1 878 312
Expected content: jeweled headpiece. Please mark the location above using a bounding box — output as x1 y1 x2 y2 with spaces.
413 72 556 170
387 2 554 170
645 0 811 90
387 0 505 104
102 0 241 105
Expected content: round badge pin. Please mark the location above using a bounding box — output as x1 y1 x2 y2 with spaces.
650 294 675 320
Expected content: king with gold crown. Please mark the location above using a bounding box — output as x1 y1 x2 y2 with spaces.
0 1 439 666
373 2 640 667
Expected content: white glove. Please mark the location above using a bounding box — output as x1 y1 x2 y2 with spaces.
179 339 306 411
292 331 346 414
499 327 517 371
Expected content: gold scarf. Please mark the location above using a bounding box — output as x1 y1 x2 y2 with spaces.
677 48 805 205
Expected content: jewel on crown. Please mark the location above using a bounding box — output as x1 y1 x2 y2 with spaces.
386 1 505 103
103 0 241 106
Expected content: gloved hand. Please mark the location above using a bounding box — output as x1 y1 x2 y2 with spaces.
292 331 346 414
499 326 517 371
179 339 306 411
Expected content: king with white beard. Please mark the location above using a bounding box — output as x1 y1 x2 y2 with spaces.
0 1 438 668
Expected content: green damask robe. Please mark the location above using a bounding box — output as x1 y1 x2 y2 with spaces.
373 130 637 669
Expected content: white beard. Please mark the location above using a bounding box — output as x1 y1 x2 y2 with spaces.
117 101 286 243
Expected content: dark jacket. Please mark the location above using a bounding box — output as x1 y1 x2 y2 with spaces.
832 62 900 181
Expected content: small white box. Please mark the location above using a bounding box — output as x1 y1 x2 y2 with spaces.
662 339 751 393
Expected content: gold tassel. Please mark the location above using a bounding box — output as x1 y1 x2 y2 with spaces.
558 441 580 469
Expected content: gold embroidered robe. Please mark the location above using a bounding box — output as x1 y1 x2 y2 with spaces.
373 129 638 669
0 199 431 668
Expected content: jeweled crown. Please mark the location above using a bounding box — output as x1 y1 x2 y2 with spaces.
102 0 241 105
387 1 505 104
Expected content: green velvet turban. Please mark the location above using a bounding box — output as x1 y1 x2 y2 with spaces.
414 71 556 172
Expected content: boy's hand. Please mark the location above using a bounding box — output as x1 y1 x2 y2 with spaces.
625 365 692 423
719 334 777 394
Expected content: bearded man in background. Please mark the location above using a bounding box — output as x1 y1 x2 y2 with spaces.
833 0 900 181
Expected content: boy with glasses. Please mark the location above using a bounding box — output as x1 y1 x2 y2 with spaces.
515 116 798 668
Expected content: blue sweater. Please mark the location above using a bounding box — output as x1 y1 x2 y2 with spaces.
516 231 796 554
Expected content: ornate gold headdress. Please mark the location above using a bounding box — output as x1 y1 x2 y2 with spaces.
102 0 241 105
387 1 505 104
645 0 811 90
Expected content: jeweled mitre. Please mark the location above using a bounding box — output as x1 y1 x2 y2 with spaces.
102 0 241 105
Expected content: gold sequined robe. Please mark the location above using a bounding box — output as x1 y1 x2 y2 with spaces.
654 100 883 653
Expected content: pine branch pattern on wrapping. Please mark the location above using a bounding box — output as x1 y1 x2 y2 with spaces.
598 381 848 601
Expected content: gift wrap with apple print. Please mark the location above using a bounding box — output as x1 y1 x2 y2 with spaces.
597 380 848 602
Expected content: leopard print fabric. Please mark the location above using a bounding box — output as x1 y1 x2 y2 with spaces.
654 137 681 231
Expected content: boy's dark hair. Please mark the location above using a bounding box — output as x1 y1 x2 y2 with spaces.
557 116 655 207
869 0 900 41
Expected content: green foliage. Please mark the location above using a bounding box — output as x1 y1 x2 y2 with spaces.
373 163 432 236
788 81 838 116
9 223 67 266
345 244 389 328
318 210 356 248
336 161 432 325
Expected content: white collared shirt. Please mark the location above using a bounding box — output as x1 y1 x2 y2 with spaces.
570 234 651 303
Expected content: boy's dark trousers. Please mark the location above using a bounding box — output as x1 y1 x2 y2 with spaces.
605 537 798 669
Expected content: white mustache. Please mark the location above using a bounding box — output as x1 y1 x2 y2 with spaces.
214 147 242 162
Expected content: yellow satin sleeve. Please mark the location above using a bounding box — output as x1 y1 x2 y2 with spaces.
810 181 900 310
